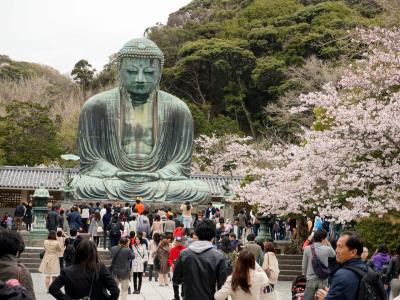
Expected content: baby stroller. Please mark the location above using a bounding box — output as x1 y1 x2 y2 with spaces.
292 275 306 300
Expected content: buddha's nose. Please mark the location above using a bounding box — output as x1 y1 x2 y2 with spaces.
137 69 146 83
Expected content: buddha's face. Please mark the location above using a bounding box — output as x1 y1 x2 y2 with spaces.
120 58 161 97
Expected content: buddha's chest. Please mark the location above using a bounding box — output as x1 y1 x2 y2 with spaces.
120 101 154 155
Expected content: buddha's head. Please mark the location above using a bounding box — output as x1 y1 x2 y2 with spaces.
117 38 164 99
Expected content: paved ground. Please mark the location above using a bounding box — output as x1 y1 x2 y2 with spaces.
32 273 292 299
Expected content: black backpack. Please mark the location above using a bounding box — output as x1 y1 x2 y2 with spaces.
63 238 76 263
223 252 234 276
109 222 120 238
344 266 386 300
310 245 330 279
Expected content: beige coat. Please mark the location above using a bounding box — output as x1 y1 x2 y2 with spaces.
39 239 62 274
215 267 268 300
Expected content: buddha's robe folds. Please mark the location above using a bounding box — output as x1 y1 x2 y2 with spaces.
72 87 210 203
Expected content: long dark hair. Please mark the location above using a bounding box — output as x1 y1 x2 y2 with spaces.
73 239 100 272
153 233 161 246
231 250 255 294
220 236 233 253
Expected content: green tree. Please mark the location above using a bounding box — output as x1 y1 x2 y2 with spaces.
0 101 62 166
71 59 95 90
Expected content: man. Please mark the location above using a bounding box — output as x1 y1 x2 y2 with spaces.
173 219 226 300
46 206 59 232
164 214 176 239
107 214 124 248
169 237 186 300
243 233 263 265
0 229 35 299
66 206 82 231
135 198 145 215
237 210 246 240
137 219 151 239
229 232 239 250
316 232 386 300
302 230 336 300
204 202 216 219
110 238 134 300
14 203 26 231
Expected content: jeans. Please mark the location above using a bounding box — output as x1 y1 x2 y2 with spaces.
304 278 328 300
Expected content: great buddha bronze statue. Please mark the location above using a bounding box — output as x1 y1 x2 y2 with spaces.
72 38 210 203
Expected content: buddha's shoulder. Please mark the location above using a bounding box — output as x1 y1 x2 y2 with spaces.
158 90 190 112
83 87 119 108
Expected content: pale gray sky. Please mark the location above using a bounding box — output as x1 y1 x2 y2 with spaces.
0 0 191 74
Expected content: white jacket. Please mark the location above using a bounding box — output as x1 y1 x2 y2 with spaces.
131 244 148 273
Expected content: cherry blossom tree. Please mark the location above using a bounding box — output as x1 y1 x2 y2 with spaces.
192 134 256 176
236 27 400 223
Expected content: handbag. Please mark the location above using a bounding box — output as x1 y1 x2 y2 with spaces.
97 226 104 234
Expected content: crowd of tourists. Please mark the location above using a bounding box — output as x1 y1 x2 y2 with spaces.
0 200 400 300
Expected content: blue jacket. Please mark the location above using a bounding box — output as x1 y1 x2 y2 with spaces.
67 211 82 230
325 258 366 300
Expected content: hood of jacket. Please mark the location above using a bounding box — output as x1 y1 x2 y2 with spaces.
188 240 213 254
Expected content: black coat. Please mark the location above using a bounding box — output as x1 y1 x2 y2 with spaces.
46 210 59 231
173 245 227 300
49 263 119 300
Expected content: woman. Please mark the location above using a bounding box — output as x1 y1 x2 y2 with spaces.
128 215 137 234
49 239 119 300
371 244 391 273
151 215 164 236
156 238 170 286
38 230 62 290
219 236 237 276
261 242 280 300
88 212 103 246
180 201 192 236
215 250 268 300
56 231 65 270
148 233 161 282
24 202 33 231
131 236 148 294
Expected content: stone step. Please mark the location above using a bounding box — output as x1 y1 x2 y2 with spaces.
278 275 298 282
279 270 302 276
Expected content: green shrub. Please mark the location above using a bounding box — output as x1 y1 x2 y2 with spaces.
355 214 400 254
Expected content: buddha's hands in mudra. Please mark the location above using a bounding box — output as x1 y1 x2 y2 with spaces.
115 171 160 183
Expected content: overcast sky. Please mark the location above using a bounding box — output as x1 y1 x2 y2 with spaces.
0 0 191 75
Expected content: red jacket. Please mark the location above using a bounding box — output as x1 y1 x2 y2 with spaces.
168 244 186 270
173 227 184 238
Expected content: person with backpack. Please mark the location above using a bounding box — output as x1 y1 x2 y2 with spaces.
316 232 386 300
63 229 82 267
107 214 124 248
219 236 237 277
302 230 336 300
